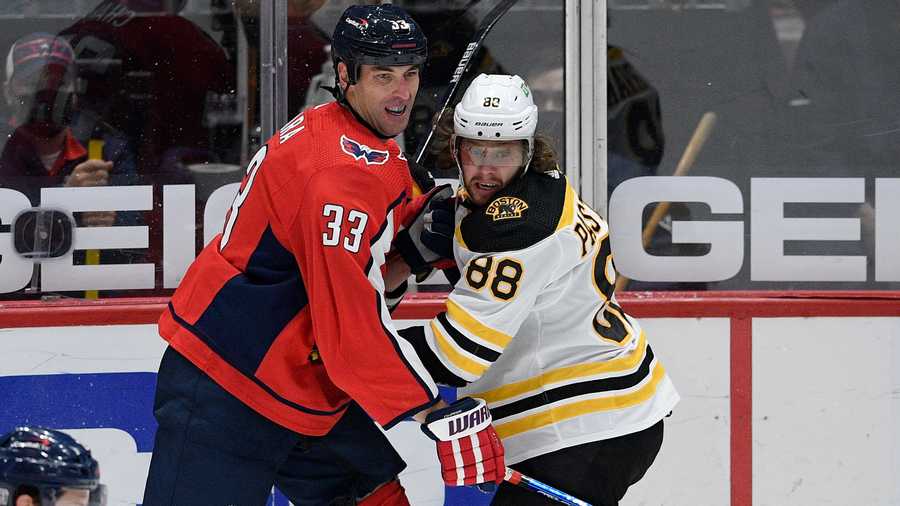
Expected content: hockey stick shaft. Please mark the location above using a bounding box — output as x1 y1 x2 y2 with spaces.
614 111 717 292
504 467 593 506
414 0 520 164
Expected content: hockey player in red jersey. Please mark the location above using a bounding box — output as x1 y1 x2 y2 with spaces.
142 5 503 505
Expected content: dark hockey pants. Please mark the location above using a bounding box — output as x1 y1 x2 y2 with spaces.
142 346 406 506
491 418 664 506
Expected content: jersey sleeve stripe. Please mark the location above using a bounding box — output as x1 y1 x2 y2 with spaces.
429 321 487 379
454 220 468 250
446 299 513 349
437 311 505 354
553 180 577 232
493 360 668 440
376 291 440 402
371 191 406 246
470 331 648 404
436 312 502 362
362 202 440 421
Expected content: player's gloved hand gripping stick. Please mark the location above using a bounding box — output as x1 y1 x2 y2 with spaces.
421 398 593 505
421 397 505 487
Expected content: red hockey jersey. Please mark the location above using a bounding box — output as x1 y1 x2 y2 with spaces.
159 102 439 435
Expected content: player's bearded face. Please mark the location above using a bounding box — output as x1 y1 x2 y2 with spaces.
459 139 526 206
345 64 419 137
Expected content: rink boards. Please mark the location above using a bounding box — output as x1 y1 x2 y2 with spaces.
0 293 898 506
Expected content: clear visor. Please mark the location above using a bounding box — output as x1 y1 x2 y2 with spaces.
40 485 106 506
456 138 528 169
9 66 77 96
44 487 90 506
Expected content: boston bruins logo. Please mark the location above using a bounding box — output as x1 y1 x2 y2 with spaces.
486 197 529 221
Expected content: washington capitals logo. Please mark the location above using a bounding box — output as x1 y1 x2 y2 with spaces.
341 135 390 165
345 17 368 31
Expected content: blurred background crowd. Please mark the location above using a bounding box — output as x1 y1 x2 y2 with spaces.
1 0 897 299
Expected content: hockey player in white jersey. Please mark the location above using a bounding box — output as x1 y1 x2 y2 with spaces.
399 74 680 505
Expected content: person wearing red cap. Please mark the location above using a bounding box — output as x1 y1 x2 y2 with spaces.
2 34 117 207
0 33 141 294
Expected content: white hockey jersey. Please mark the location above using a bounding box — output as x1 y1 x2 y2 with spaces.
421 170 679 465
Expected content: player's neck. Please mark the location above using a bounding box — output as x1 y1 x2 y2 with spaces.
339 98 393 141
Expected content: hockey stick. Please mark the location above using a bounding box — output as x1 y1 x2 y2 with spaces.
614 111 718 292
414 0 520 164
505 468 593 506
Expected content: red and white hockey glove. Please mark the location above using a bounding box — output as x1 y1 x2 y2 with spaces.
421 397 505 488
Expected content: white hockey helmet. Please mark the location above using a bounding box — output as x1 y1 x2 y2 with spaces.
452 73 538 173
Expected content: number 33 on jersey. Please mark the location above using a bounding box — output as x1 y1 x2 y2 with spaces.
160 102 440 437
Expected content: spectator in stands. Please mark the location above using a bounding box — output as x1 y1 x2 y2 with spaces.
0 33 141 297
0 33 137 223
59 0 239 289
60 0 237 178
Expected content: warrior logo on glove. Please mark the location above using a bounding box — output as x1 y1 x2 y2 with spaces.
449 403 490 437
422 397 505 487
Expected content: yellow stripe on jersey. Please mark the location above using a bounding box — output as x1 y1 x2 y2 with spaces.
554 181 577 232
430 321 488 377
472 331 647 404
446 299 513 349
454 220 468 249
495 360 667 439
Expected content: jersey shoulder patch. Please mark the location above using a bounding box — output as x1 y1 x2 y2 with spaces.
460 170 568 253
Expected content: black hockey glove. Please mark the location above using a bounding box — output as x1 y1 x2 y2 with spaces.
395 184 455 278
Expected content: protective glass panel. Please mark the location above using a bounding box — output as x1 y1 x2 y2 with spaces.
607 0 900 291
0 0 256 300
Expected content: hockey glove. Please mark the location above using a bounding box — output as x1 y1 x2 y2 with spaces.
394 184 456 277
421 397 505 488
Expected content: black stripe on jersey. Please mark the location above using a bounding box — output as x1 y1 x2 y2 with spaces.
490 345 656 422
436 312 501 363
374 290 441 429
397 325 469 388
364 190 406 277
194 226 307 376
168 303 351 416
370 191 407 247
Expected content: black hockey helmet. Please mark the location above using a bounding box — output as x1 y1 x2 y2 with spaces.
0 427 106 506
331 3 427 87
